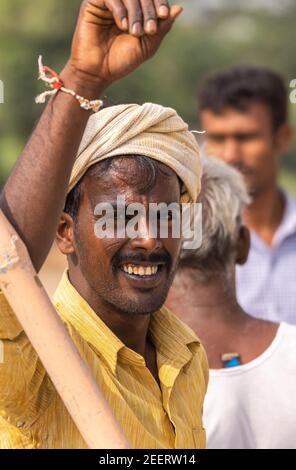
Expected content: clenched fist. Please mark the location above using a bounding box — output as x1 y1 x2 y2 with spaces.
65 0 182 90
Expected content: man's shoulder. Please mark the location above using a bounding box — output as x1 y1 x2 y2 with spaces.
283 190 296 216
284 190 296 204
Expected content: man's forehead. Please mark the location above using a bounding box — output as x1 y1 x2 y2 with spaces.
200 103 273 128
106 155 177 175
81 157 181 204
85 155 176 176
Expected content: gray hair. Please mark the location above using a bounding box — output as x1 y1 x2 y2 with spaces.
180 155 250 276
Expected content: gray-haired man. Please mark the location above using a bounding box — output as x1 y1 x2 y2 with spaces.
166 156 296 449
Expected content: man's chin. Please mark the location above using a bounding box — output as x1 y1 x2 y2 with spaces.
107 265 176 315
113 289 169 316
120 299 166 316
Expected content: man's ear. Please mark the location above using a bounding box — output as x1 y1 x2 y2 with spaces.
274 123 293 155
235 225 250 265
56 213 76 255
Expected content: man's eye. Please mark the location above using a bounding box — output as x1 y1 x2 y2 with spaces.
163 213 172 220
105 212 116 220
95 211 113 220
237 133 258 143
208 135 225 143
114 213 135 222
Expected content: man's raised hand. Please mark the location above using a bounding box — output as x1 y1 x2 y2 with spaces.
65 0 182 90
0 1 182 272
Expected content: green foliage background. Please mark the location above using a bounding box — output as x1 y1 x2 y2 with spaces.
0 0 295 193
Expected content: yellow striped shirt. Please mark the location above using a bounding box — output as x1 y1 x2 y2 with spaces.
0 270 208 449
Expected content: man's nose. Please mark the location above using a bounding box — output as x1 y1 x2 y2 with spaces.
129 217 162 251
221 139 241 165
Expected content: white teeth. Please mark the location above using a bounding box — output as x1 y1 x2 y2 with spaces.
121 264 159 276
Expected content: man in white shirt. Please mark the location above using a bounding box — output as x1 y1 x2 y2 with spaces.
166 156 296 449
197 66 296 324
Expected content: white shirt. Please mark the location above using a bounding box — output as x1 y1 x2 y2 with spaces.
203 323 296 449
236 192 296 324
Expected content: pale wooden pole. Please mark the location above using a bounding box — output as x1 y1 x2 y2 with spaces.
0 210 131 449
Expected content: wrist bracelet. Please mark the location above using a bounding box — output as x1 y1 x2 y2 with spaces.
35 56 103 113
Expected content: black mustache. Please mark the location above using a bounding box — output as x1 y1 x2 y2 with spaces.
112 251 171 268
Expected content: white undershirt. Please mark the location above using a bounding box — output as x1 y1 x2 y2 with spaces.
203 323 296 449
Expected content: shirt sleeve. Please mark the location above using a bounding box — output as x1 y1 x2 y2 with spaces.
0 290 50 429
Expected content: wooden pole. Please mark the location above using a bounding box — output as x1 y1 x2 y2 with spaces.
0 210 131 449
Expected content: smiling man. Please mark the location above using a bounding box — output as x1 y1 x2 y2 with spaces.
0 0 208 449
62 155 180 321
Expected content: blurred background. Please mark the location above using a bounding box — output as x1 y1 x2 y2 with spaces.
0 0 295 294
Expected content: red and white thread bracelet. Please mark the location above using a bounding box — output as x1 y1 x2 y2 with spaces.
35 56 103 113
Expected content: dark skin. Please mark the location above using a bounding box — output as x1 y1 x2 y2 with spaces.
200 103 293 247
56 159 182 381
0 0 183 272
166 226 279 369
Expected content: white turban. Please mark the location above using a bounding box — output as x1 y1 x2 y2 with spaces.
69 103 201 203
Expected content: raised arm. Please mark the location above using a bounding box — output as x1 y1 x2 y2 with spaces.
0 0 182 272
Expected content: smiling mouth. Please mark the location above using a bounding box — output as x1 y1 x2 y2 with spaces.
121 263 160 276
118 262 166 281
116 260 168 291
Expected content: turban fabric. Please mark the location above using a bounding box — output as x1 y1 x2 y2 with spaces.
69 103 201 203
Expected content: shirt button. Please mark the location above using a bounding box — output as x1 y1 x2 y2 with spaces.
16 420 25 428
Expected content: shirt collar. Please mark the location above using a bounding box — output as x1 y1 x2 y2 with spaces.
53 270 123 375
150 307 199 367
275 191 296 245
53 270 199 376
250 191 296 249
150 307 200 391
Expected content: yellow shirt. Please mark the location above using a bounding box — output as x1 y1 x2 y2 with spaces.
0 270 208 449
